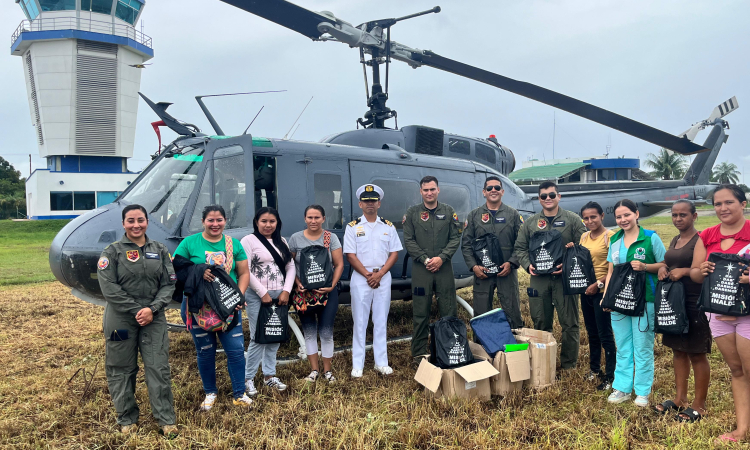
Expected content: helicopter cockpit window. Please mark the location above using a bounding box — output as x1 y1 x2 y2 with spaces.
448 138 470 155
475 143 497 165
314 173 343 229
254 156 277 212
188 169 212 233
122 146 205 230
437 184 471 226
372 179 421 230
213 146 247 230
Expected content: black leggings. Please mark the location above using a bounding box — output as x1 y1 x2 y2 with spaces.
581 292 616 380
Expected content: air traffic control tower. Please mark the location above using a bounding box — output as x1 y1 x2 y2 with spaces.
10 0 152 219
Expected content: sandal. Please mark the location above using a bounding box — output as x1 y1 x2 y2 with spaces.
675 407 703 423
653 400 685 415
716 433 739 443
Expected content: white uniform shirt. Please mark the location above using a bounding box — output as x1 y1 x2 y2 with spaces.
343 215 403 269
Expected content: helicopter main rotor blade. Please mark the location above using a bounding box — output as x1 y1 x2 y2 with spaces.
218 0 330 40
412 50 709 155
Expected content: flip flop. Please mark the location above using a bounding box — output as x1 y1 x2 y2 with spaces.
675 407 702 423
716 433 738 444
653 400 684 415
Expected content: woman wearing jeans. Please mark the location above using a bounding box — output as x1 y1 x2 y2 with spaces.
241 207 295 396
175 205 251 410
603 199 666 407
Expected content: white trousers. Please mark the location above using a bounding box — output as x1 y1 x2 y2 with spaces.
350 271 392 369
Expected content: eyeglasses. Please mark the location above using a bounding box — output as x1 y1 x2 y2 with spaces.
485 185 503 191
539 192 558 200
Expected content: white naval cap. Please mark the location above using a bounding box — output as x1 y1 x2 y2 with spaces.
356 184 384 201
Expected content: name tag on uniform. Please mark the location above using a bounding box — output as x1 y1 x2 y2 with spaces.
436 214 446 220
553 221 565 227
495 217 506 223
356 225 365 237
145 252 160 259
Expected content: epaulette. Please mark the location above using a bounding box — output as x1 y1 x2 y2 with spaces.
380 216 393 227
347 217 361 227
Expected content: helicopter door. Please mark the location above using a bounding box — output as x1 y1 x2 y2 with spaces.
304 157 351 233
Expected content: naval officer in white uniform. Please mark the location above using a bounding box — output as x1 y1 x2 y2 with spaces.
344 184 403 377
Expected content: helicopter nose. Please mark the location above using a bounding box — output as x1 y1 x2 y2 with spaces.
49 203 126 304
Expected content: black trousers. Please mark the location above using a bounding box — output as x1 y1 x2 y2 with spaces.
580 292 616 381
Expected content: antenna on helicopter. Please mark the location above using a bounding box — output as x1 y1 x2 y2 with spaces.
290 123 302 140
283 96 313 140
243 106 265 135
194 90 287 136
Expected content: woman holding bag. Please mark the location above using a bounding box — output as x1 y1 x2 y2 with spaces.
174 205 251 411
241 207 295 396
602 199 666 407
288 205 344 383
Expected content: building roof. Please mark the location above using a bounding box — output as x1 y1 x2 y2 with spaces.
509 162 588 183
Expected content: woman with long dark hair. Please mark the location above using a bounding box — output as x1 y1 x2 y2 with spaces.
288 205 344 383
602 199 666 407
653 200 711 422
241 207 296 395
691 185 750 443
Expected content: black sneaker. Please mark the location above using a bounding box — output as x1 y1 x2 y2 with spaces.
597 379 612 391
585 371 598 382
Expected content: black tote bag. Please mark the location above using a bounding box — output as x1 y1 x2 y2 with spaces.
529 230 563 275
472 233 505 274
654 280 689 334
429 317 474 369
563 244 597 295
699 253 750 317
298 244 333 290
254 299 290 344
602 264 646 316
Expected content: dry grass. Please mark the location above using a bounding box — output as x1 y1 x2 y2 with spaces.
0 215 746 448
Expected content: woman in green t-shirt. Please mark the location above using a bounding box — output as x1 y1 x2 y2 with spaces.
174 205 251 411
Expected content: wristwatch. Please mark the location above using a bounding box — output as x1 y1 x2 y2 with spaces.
596 281 605 289
149 305 158 315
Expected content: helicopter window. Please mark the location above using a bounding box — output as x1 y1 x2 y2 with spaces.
214 149 247 229
448 138 470 155
122 145 205 230
437 184 471 225
314 173 343 230
188 168 212 233
371 179 421 230
475 143 497 165
254 155 277 212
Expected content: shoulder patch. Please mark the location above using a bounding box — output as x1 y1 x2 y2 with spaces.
380 216 394 227
519 214 525 224
348 217 361 227
97 256 109 270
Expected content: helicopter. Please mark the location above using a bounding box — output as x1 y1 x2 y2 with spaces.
49 1 737 349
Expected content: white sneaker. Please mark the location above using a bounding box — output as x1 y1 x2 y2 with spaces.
607 390 630 404
324 371 336 384
634 395 649 407
200 393 218 411
245 379 258 396
264 377 287 391
233 393 254 407
351 368 363 378
374 365 394 375
304 370 319 383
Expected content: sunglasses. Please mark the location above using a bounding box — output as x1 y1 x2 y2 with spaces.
539 192 558 200
484 185 503 191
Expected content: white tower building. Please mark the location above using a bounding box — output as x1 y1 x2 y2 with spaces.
11 0 153 219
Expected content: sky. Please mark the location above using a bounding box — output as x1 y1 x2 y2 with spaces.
2 0 749 183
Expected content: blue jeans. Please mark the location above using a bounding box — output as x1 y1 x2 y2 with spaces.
245 289 283 380
611 302 655 396
181 300 246 399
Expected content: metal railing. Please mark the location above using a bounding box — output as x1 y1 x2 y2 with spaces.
11 18 152 48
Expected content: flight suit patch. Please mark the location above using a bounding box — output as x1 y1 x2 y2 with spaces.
519 214 525 223
553 221 565 227
420 212 429 221
496 217 506 223
145 252 160 259
97 256 109 270
126 250 140 262
481 213 490 223
436 214 446 220
453 213 458 222
169 274 177 281
537 219 547 229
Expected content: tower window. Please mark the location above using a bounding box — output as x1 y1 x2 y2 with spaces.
115 0 141 25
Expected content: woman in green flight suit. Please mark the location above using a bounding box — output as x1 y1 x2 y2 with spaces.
97 204 177 436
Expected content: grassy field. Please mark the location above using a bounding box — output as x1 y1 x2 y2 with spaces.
1 214 748 448
0 220 69 286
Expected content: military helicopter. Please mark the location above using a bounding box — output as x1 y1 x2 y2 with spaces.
50 1 737 350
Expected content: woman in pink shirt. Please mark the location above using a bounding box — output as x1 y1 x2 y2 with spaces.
691 185 750 443
240 207 296 396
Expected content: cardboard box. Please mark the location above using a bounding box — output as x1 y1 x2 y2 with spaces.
514 328 557 389
469 342 530 396
414 352 500 401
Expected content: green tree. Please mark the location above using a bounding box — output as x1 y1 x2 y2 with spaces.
644 148 687 180
711 161 741 185
0 157 27 219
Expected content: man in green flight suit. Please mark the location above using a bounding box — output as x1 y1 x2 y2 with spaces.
403 176 462 362
513 181 586 370
462 176 524 330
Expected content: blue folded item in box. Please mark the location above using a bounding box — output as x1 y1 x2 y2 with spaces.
469 308 517 357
